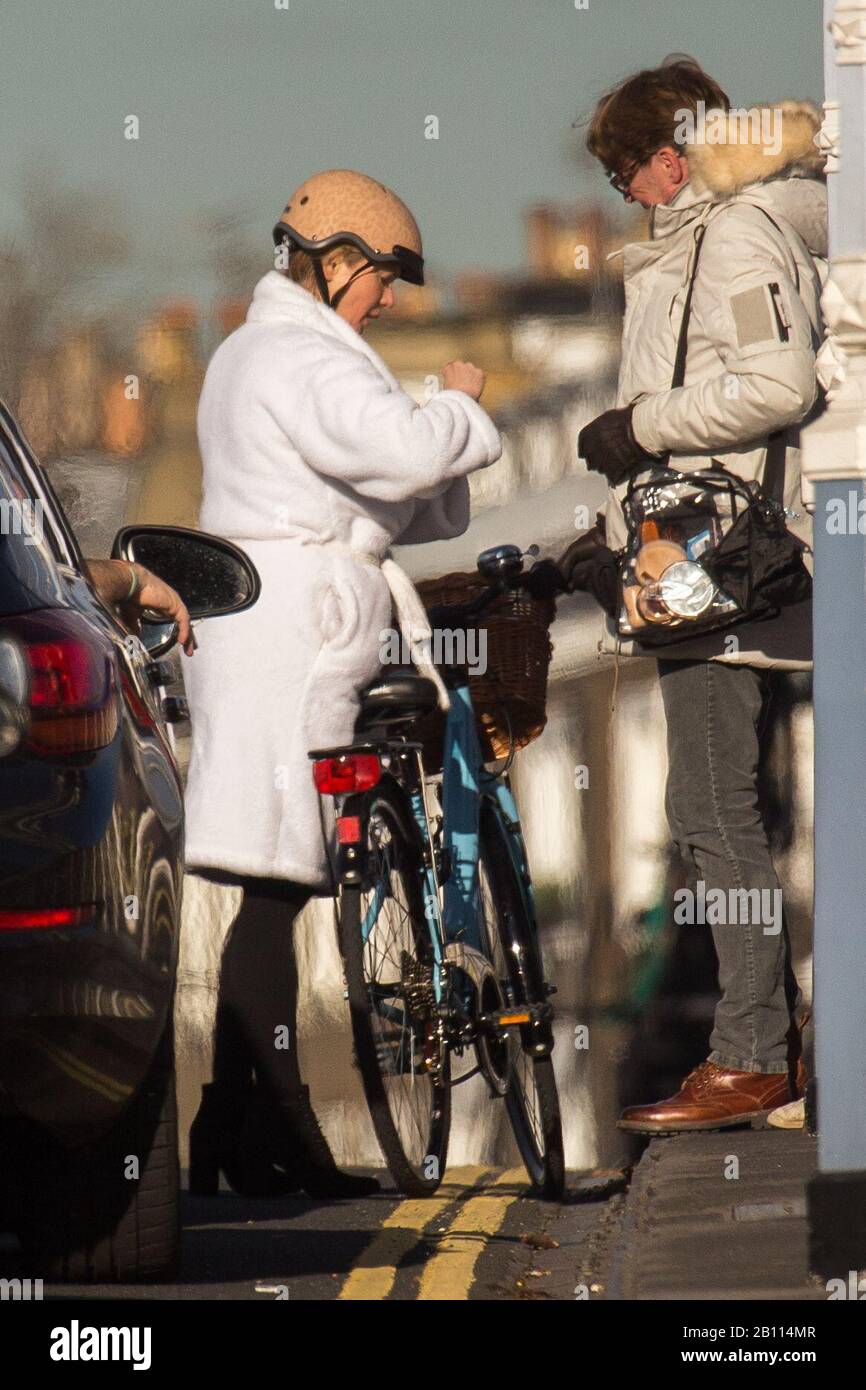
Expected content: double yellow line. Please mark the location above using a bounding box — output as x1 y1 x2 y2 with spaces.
339 1166 524 1301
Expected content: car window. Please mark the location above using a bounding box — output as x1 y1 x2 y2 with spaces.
0 410 84 569
0 439 68 611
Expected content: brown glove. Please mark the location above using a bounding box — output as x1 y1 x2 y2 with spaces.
557 526 620 616
523 524 619 614
578 404 659 487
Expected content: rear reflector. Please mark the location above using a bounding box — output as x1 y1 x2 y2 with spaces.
313 753 381 795
0 905 96 931
337 815 363 844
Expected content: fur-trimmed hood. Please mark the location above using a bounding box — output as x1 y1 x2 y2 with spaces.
688 100 825 195
647 101 828 261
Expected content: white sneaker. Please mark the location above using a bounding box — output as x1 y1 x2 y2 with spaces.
767 1097 805 1130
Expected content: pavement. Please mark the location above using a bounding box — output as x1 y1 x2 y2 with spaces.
604 1128 831 1302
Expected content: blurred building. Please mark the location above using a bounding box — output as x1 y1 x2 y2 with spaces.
18 330 148 462
132 301 205 529
526 201 647 282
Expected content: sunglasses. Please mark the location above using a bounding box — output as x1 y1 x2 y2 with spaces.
607 157 646 196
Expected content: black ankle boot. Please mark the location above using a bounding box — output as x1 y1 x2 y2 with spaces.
189 1082 251 1196
189 1081 299 1198
245 1085 380 1199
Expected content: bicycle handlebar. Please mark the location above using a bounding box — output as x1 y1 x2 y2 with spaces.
423 542 545 630
425 573 529 630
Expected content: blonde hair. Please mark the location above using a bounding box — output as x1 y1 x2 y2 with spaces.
286 242 367 297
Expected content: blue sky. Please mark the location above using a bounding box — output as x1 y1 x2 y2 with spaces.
0 0 824 302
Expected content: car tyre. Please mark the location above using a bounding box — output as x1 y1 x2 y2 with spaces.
11 1017 180 1284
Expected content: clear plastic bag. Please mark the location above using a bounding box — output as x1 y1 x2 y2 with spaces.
617 467 752 646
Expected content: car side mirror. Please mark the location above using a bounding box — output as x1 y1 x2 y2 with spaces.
0 634 30 757
111 525 261 657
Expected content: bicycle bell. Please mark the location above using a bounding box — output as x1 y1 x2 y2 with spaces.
477 544 526 581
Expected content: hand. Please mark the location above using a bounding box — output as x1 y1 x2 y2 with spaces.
442 360 485 401
555 527 605 591
130 566 196 656
523 527 613 602
523 558 567 600
85 559 196 656
554 528 620 615
577 404 658 487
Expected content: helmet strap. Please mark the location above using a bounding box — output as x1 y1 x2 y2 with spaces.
329 259 376 311
310 253 380 312
312 257 332 308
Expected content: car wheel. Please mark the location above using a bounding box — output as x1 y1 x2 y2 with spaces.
11 1018 180 1284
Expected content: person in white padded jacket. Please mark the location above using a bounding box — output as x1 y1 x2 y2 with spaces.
185 170 501 1199
535 61 826 1137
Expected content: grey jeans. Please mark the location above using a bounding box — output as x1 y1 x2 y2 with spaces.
657 658 802 1074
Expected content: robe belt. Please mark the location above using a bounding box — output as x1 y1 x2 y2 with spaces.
303 539 450 712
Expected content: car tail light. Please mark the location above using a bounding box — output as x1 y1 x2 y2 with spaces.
313 753 382 795
0 904 96 931
3 610 118 756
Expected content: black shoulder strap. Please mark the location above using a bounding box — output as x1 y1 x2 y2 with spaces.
762 429 787 506
664 205 788 504
670 220 707 391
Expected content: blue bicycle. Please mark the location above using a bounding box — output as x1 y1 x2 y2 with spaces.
310 544 564 1199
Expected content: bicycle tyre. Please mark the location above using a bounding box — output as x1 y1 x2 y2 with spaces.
477 803 565 1199
338 779 451 1197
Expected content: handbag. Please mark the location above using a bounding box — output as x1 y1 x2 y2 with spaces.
615 214 813 649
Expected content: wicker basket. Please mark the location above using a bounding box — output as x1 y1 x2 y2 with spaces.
408 571 556 769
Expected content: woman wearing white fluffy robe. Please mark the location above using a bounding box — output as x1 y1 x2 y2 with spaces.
185 171 501 1198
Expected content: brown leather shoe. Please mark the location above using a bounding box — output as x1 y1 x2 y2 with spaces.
618 1061 796 1134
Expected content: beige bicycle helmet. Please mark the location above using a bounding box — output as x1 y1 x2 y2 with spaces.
272 169 424 308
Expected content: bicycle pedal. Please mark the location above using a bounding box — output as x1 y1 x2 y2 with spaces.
497 1009 532 1026
483 1006 532 1031
482 1002 553 1036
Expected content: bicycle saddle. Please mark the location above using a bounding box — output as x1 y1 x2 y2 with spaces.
356 667 440 729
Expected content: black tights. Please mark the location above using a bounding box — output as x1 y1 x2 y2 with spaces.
211 874 313 1103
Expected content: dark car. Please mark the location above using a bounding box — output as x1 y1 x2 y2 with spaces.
0 403 259 1281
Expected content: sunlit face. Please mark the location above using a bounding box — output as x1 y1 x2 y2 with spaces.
323 256 399 334
609 147 689 209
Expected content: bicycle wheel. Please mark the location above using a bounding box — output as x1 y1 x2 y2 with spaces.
338 779 450 1197
477 803 565 1199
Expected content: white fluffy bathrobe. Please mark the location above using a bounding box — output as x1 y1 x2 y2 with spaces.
182 271 501 889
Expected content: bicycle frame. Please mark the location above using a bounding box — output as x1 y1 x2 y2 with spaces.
330 669 540 1019
308 547 565 1195
402 674 541 1004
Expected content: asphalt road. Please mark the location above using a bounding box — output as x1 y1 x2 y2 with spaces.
1 1166 627 1302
